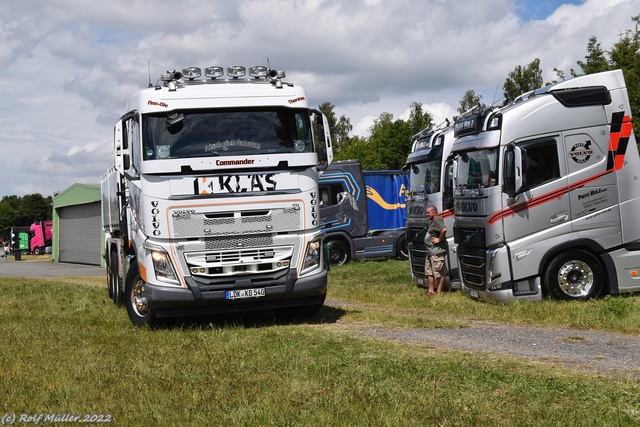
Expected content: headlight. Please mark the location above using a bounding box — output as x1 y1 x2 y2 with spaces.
301 237 322 274
150 248 180 285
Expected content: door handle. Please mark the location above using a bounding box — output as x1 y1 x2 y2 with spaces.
550 214 568 224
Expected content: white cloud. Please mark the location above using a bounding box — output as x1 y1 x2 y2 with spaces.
0 0 638 197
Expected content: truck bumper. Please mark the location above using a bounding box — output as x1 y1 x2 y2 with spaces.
144 268 327 318
462 282 543 303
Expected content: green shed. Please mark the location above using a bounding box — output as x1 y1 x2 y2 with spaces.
52 183 104 267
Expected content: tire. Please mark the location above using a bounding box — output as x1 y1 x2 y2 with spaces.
125 260 157 327
109 251 122 305
326 240 349 266
395 233 409 260
543 250 604 300
34 247 43 256
107 255 113 301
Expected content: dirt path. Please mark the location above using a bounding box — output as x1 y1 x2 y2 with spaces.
325 299 640 379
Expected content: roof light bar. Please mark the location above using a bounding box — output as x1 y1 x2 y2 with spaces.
158 65 286 86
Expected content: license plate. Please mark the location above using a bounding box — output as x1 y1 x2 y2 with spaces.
225 288 266 300
469 289 479 299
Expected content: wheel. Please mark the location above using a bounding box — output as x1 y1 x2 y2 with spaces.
33 247 43 255
395 233 409 260
106 256 113 300
543 250 604 300
326 240 349 266
109 251 122 305
125 260 157 327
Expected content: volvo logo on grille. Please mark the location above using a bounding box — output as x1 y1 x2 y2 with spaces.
456 201 478 212
172 209 196 219
408 206 424 215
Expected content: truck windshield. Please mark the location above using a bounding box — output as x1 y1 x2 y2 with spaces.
455 148 498 189
409 159 442 194
142 107 313 160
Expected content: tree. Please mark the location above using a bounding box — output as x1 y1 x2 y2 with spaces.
406 102 434 135
317 101 353 151
502 58 544 103
334 135 369 164
574 36 610 76
567 14 640 141
608 14 640 138
365 110 419 170
335 116 353 149
0 194 53 242
333 102 432 170
458 90 484 114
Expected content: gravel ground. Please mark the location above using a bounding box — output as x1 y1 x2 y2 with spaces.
326 300 640 379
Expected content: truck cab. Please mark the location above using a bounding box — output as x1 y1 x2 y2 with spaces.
450 70 640 302
102 65 333 326
404 123 459 288
319 160 409 265
29 220 53 255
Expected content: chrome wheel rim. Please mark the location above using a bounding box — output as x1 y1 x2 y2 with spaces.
557 260 593 297
131 278 149 317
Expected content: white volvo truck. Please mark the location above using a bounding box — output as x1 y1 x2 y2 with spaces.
404 123 459 288
449 69 640 302
101 65 333 326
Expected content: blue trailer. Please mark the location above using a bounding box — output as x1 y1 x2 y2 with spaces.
319 159 409 265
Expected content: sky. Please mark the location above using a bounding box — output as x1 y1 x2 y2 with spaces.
1 0 638 198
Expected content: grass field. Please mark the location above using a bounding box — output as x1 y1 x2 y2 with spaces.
1 260 639 426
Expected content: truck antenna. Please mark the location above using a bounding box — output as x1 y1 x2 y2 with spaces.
148 60 152 88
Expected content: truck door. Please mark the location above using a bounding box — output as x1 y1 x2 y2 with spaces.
501 137 568 281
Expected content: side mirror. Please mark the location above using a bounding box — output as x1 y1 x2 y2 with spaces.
451 159 458 189
443 159 454 210
114 120 126 174
504 144 523 199
311 109 333 171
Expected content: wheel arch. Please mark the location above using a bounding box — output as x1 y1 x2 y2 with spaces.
106 238 139 295
323 231 354 258
538 239 614 297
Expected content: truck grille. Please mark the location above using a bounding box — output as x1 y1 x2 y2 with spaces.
204 235 273 250
408 245 427 281
454 226 485 247
184 245 294 284
172 207 302 238
458 246 486 289
407 227 427 281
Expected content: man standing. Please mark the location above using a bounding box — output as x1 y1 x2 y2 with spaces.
424 205 447 296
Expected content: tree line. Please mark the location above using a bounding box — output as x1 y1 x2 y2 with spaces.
321 13 640 171
0 194 53 242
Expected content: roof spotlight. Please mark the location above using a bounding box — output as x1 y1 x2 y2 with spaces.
249 66 268 79
227 66 246 79
182 67 201 80
204 66 224 79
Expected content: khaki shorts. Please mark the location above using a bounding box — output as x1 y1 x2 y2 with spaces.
425 254 446 279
